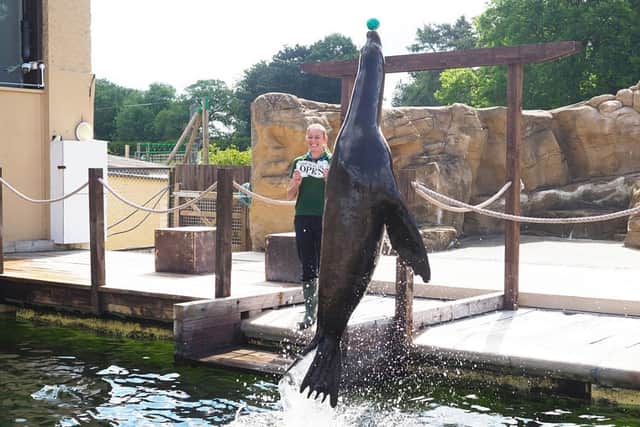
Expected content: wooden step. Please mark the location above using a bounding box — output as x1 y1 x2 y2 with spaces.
198 346 294 375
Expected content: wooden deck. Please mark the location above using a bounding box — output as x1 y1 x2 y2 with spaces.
413 308 640 391
0 250 302 322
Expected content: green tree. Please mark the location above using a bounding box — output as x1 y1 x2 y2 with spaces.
183 79 239 139
393 16 477 106
234 33 358 138
153 101 189 141
114 91 155 141
435 68 491 107
94 79 135 141
143 82 176 116
474 0 640 108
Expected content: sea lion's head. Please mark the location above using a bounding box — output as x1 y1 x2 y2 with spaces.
355 29 385 126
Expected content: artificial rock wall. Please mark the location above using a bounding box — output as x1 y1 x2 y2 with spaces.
250 81 640 250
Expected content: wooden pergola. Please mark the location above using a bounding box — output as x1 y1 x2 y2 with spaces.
300 41 582 311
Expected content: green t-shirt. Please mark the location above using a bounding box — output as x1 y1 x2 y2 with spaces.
289 151 332 216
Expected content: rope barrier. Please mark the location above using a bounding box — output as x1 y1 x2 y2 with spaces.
0 177 88 204
412 181 640 224
107 186 171 237
232 181 296 206
99 178 217 214
107 185 171 231
417 181 513 213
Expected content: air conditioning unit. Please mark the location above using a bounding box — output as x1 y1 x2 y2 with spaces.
50 139 107 244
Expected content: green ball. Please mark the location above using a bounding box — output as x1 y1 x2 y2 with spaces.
366 18 380 31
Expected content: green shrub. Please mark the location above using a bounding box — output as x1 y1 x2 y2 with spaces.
209 146 252 166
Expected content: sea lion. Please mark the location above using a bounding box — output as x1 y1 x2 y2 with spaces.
290 28 431 407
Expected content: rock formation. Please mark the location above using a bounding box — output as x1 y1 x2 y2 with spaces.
250 81 640 250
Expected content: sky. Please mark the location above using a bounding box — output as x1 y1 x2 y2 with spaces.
91 0 489 104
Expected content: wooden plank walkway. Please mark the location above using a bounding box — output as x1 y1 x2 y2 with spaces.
413 308 640 390
0 250 302 322
2 235 638 315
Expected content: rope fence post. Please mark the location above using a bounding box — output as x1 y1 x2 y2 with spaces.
167 168 176 227
215 167 233 298
395 169 416 348
504 63 523 311
89 168 105 315
0 167 3 274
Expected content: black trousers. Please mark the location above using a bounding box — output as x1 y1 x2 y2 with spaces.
294 215 323 282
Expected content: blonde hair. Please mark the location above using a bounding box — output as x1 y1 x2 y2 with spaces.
306 123 328 138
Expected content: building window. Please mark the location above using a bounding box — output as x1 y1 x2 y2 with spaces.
0 0 43 89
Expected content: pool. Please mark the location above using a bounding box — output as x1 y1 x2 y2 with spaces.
0 315 638 426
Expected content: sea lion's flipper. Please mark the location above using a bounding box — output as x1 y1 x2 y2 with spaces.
298 334 342 407
384 195 431 282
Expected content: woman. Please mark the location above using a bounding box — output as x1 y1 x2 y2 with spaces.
287 123 332 329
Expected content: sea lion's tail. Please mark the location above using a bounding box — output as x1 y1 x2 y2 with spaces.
292 333 342 407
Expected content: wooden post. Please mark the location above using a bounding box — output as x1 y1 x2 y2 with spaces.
202 99 210 165
340 76 355 122
395 169 416 346
167 168 175 227
504 63 523 310
166 112 199 164
0 167 3 274
182 115 201 165
124 144 130 159
89 168 106 315
215 168 233 298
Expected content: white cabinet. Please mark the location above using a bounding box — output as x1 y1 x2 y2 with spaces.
50 140 107 244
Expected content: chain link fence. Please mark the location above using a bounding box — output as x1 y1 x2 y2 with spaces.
106 167 171 250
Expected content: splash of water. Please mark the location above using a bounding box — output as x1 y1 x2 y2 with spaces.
278 349 337 426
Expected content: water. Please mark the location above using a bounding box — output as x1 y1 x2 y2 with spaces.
1 316 639 426
0 316 279 426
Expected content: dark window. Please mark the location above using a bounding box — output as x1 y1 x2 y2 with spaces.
0 0 43 89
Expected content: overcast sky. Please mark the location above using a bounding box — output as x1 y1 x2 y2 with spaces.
91 0 488 103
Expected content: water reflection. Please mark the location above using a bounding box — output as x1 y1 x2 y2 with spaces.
0 316 638 426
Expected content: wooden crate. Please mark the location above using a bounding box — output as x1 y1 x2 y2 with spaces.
155 226 216 274
265 232 301 283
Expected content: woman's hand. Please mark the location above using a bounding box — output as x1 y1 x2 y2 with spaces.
287 170 303 200
323 166 329 181
292 170 302 185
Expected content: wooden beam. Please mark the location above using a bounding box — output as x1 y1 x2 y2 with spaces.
182 114 201 165
202 100 210 165
504 63 523 310
89 168 106 315
215 168 233 298
301 41 582 78
340 75 355 122
0 167 3 275
395 169 416 344
166 112 199 164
